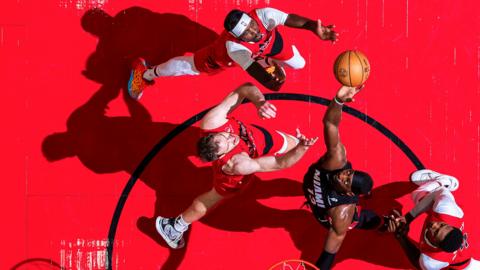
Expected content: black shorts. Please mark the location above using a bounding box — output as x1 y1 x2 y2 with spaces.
314 207 381 230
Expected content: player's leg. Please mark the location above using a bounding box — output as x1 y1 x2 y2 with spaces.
156 188 223 249
128 55 200 100
143 55 200 79
271 45 305 70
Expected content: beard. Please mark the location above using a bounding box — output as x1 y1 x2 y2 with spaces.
253 33 264 42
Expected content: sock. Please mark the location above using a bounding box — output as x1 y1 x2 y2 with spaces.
143 66 158 81
173 215 190 232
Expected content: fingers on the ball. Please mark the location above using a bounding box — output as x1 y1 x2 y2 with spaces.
356 84 365 91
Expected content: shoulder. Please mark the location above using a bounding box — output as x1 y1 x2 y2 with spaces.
225 40 249 52
254 7 288 20
222 152 256 175
318 153 347 171
201 116 229 130
419 253 449 270
254 8 288 30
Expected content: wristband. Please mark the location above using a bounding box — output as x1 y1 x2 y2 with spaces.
334 97 344 105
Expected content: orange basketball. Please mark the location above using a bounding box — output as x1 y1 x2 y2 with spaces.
333 50 370 87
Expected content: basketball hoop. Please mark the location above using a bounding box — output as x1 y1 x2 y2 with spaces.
268 259 319 270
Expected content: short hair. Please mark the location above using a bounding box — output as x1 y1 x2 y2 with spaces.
224 9 247 32
351 170 373 195
197 134 220 162
439 227 463 253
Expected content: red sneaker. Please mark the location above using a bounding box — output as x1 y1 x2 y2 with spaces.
128 58 153 100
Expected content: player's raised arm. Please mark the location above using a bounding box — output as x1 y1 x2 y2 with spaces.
201 82 274 129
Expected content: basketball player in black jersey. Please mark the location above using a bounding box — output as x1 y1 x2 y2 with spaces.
303 85 382 270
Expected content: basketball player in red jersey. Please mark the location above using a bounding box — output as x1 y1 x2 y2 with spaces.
155 82 318 249
128 7 338 99
386 170 479 269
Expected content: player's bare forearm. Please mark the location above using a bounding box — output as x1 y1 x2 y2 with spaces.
323 97 343 127
253 144 311 173
234 82 266 106
275 144 311 170
285 14 317 32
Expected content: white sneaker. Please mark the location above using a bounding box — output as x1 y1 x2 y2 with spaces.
155 216 185 249
410 169 459 191
435 175 459 192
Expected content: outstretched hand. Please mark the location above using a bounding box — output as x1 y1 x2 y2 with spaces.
336 85 364 103
315 19 339 43
296 128 318 147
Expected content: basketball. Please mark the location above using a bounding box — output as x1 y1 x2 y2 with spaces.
333 50 370 87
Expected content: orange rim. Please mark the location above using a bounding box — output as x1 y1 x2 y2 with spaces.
268 259 319 270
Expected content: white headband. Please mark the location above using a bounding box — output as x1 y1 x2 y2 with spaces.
230 13 252 37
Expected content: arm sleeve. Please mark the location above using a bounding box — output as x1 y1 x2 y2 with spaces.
419 253 449 270
226 41 254 70
255 8 289 31
432 189 464 218
409 189 439 218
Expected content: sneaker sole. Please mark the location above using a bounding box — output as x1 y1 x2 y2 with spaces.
127 69 143 100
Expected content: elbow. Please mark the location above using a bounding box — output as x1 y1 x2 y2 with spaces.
323 117 334 127
276 157 293 170
235 82 255 92
240 82 255 88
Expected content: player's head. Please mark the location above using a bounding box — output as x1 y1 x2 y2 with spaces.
41 132 75 162
425 221 464 252
81 8 114 37
333 169 373 195
224 9 263 43
197 132 240 162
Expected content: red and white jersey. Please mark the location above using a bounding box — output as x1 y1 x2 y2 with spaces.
202 117 285 195
225 8 289 69
193 8 289 73
414 188 472 270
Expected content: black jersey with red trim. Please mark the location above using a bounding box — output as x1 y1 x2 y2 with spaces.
303 161 359 220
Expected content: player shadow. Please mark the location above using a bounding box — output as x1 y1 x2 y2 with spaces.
41 79 315 269
42 80 420 269
80 6 218 90
42 12 419 265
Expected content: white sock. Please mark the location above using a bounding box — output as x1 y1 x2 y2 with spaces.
143 56 200 81
174 215 190 232
143 67 158 81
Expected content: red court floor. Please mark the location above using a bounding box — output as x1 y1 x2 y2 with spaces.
2 0 479 269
